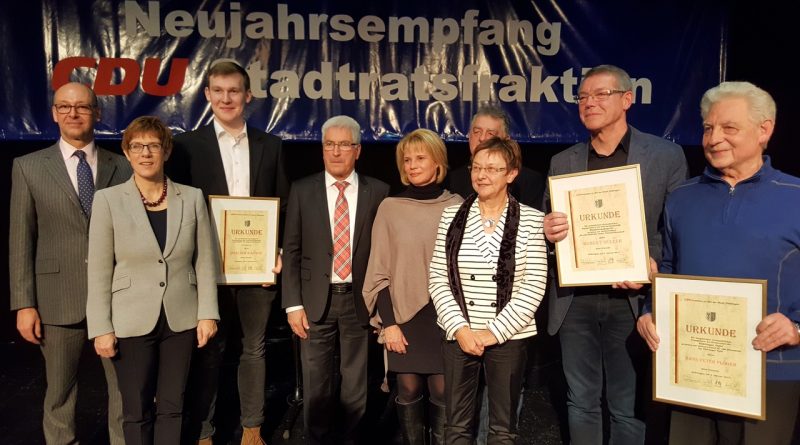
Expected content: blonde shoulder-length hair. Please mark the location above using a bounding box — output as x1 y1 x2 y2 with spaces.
395 129 449 185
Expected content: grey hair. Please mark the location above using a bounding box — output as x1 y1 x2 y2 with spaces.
700 81 776 124
471 104 510 135
581 64 633 92
321 115 362 144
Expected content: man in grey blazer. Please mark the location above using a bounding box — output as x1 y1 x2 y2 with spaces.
9 82 130 444
282 115 389 444
542 65 687 444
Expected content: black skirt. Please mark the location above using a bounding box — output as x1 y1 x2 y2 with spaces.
387 301 444 374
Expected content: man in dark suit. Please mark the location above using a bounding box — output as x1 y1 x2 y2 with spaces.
282 115 389 444
447 105 545 210
543 65 687 444
9 82 129 445
170 62 289 445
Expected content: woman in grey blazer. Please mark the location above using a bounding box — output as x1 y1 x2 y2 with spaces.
429 137 548 444
87 116 219 445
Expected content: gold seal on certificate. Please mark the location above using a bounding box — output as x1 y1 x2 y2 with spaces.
222 210 268 275
548 165 649 286
208 196 280 285
653 274 766 420
568 183 633 270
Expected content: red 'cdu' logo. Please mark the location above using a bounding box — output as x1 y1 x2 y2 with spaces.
52 57 189 96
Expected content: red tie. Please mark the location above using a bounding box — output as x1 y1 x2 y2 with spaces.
333 181 351 280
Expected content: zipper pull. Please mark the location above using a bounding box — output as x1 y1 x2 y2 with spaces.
729 186 735 195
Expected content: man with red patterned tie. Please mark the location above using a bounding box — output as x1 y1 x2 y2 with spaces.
282 115 389 444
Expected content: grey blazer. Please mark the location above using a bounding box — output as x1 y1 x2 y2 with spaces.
86 178 219 339
9 144 131 325
544 126 688 335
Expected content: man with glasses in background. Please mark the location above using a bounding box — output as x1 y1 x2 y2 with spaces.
542 65 687 444
282 115 388 444
9 82 130 444
448 105 545 210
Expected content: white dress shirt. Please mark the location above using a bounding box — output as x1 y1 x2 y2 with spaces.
58 138 97 194
213 119 251 197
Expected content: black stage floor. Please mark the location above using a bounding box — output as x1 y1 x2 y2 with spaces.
0 325 570 445
1 327 796 445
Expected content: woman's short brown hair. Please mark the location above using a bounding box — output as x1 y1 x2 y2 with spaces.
121 116 173 155
395 129 449 185
472 136 522 171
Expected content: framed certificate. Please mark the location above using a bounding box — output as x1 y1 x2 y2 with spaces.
652 273 767 419
208 196 280 285
548 164 650 286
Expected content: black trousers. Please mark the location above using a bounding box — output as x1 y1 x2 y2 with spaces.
113 310 195 445
301 290 369 445
442 338 527 445
183 285 276 440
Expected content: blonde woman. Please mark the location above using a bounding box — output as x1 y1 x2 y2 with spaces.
363 129 462 444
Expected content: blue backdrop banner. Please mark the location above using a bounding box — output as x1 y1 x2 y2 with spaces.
0 0 726 144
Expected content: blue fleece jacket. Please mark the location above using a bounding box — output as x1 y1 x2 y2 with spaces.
659 156 800 380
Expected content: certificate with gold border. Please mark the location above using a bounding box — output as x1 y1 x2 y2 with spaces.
208 196 280 285
652 273 766 419
548 165 650 286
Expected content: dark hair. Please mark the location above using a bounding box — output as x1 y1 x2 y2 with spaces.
122 116 173 154
207 61 250 92
472 136 522 171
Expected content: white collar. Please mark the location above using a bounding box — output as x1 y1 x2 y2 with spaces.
58 138 97 162
212 118 248 140
324 170 358 188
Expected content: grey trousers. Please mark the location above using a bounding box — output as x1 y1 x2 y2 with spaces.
39 323 124 445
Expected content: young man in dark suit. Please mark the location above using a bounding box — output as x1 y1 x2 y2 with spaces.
282 115 389 445
9 82 129 445
170 62 289 445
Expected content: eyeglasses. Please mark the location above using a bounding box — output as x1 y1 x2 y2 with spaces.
573 89 627 104
54 104 94 115
470 127 500 138
323 141 358 151
128 143 163 153
468 165 507 175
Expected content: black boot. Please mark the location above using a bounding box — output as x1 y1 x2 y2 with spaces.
428 401 445 445
396 396 427 445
